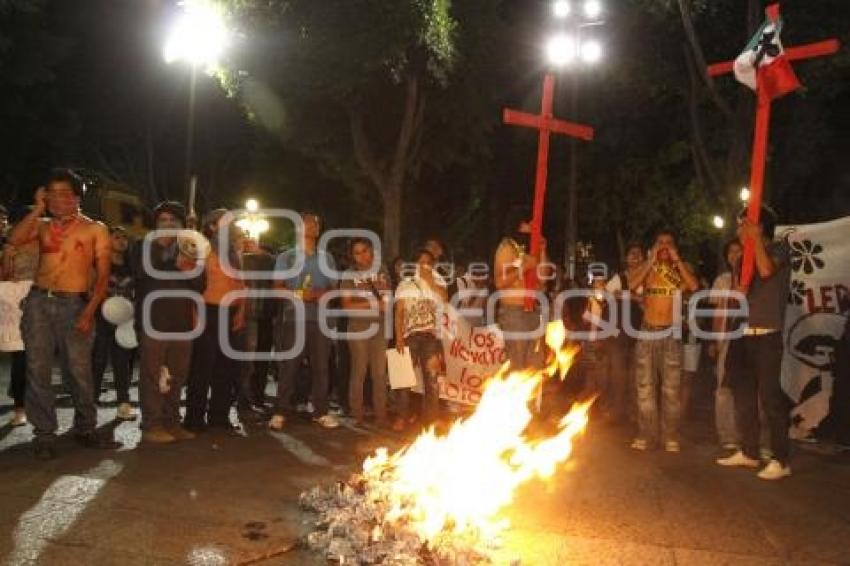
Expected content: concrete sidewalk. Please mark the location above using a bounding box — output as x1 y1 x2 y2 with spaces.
0 363 848 565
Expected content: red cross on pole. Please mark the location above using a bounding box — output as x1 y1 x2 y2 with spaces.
504 73 594 308
708 3 839 287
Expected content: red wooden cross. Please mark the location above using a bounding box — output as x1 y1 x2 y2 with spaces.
503 73 594 308
708 3 839 287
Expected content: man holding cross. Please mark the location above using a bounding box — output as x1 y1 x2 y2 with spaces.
717 207 793 481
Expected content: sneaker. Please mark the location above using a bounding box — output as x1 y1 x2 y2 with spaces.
116 403 137 421
314 414 340 429
757 459 791 481
10 409 27 427
630 438 649 451
716 450 760 468
268 414 285 431
305 401 315 414
168 427 196 441
760 447 774 461
142 427 177 444
33 438 57 460
665 441 681 453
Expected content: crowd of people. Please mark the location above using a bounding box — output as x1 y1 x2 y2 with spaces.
3 167 844 482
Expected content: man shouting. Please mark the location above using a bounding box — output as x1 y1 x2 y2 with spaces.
627 229 699 453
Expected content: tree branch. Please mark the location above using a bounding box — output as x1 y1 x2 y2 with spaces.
677 0 732 117
683 42 721 198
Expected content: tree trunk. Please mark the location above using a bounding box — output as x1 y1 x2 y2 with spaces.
382 181 403 260
348 74 425 262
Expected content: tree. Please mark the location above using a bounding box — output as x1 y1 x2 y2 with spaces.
0 0 73 200
218 0 458 258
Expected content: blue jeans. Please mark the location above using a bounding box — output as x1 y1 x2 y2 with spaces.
22 289 97 438
635 331 682 445
498 305 544 372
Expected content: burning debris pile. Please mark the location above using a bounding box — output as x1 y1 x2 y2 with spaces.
300 323 590 564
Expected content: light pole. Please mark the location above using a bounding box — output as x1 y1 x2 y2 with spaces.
163 0 230 217
548 1 605 280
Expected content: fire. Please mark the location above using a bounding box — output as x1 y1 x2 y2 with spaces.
360 323 591 552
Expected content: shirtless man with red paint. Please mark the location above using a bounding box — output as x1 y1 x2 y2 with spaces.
8 169 117 459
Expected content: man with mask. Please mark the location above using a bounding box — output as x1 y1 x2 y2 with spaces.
132 201 206 444
8 169 116 459
493 212 551 372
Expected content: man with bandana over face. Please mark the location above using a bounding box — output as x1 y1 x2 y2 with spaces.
8 169 117 459
131 201 206 444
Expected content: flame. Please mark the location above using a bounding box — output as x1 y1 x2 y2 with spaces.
544 319 580 379
361 323 591 548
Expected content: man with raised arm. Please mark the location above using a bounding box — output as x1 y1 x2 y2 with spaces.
9 169 117 459
627 229 699 454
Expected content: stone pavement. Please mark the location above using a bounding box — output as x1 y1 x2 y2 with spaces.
0 362 849 565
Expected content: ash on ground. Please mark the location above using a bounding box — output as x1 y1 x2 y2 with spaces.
299 475 519 565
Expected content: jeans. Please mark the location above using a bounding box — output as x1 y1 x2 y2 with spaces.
498 305 544 372
139 335 192 430
714 341 737 445
635 330 682 445
21 290 97 438
725 332 790 464
274 319 331 417
397 333 443 425
237 317 275 409
93 313 133 404
185 305 244 427
608 334 636 423
8 350 26 409
348 330 388 421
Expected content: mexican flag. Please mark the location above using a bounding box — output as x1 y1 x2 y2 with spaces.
733 4 801 101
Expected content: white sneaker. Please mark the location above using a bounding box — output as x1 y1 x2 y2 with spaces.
631 438 648 451
305 401 315 414
757 459 791 481
716 450 760 468
665 441 681 453
117 403 137 421
314 414 340 429
268 414 285 431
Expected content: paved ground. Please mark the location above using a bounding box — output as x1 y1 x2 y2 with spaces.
1 360 849 566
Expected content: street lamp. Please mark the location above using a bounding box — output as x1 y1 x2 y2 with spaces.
712 215 726 230
583 0 602 19
553 0 571 19
237 199 270 241
547 34 577 66
163 1 231 217
548 4 605 280
163 1 230 72
580 40 603 64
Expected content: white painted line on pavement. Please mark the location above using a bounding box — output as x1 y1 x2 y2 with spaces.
7 459 124 565
269 431 331 467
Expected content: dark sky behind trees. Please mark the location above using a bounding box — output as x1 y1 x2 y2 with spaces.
1 0 848 276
